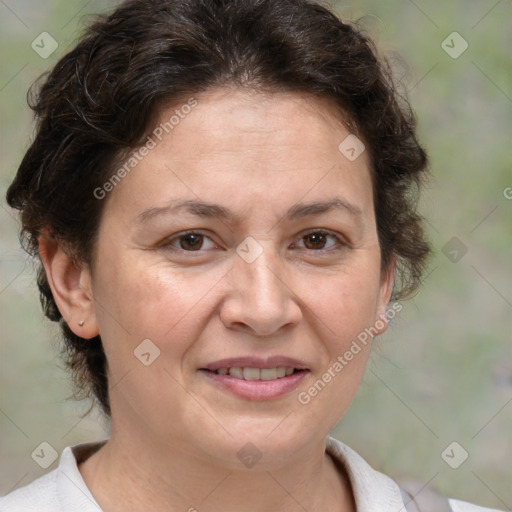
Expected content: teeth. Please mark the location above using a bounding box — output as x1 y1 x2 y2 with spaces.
260 368 277 380
214 367 297 380
243 367 260 381
229 367 243 378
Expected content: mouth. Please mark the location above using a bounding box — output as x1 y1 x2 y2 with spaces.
199 357 310 400
206 367 301 380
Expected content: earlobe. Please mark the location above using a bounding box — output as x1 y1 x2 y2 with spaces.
38 230 99 339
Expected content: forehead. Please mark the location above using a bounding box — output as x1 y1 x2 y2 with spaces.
160 88 359 161
104 87 373 221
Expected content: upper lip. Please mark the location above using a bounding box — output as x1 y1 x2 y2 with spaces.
201 356 309 372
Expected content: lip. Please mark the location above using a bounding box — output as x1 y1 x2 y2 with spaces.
200 369 309 400
199 356 310 400
201 356 309 372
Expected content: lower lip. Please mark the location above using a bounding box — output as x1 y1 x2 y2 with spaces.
200 370 309 400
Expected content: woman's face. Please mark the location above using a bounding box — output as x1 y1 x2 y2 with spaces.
86 87 393 467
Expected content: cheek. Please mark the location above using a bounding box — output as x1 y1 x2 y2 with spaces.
92 253 228 363
91 257 222 424
306 257 382 342
294 266 380 426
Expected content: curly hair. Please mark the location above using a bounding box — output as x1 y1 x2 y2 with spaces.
6 0 430 417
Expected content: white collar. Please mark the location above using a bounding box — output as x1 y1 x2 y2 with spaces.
57 437 405 511
326 436 406 511
56 441 106 511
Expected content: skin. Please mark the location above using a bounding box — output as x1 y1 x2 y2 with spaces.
39 87 394 512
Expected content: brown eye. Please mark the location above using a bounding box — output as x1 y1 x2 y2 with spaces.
303 232 328 250
179 233 204 251
163 231 217 252
297 230 341 251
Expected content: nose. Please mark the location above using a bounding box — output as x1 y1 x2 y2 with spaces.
219 240 303 337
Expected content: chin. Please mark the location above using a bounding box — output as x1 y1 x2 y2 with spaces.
191 415 325 471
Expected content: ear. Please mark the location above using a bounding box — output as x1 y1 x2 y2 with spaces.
373 255 397 337
38 230 99 339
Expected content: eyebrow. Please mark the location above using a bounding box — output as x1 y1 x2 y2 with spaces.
136 197 363 225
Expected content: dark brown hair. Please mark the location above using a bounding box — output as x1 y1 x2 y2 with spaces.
6 0 430 416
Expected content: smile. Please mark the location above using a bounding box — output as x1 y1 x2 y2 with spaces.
212 367 297 380
200 367 309 400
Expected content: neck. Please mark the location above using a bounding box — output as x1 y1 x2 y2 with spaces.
79 429 355 512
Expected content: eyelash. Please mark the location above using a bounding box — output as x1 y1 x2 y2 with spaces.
161 229 347 255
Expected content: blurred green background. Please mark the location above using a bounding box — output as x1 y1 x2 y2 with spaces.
0 0 511 509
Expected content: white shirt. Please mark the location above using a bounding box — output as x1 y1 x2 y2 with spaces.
0 437 503 512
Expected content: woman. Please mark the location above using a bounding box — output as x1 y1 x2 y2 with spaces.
0 0 503 510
